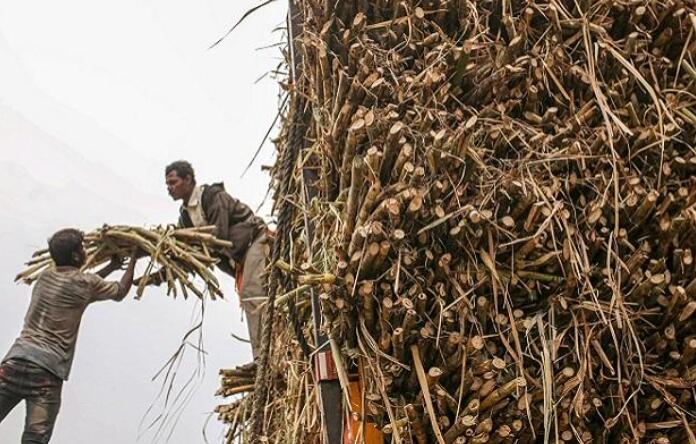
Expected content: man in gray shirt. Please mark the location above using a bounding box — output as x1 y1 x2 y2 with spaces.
0 229 139 443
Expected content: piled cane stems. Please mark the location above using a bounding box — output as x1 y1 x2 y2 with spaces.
218 0 696 442
17 225 227 299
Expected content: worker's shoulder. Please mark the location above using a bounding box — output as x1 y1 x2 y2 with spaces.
38 268 99 289
203 182 226 195
201 182 231 204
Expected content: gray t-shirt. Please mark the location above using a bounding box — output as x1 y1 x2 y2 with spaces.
3 267 125 380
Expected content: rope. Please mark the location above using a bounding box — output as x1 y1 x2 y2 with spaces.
248 88 308 442
249 2 309 440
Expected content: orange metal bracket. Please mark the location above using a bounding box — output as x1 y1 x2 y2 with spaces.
343 370 384 444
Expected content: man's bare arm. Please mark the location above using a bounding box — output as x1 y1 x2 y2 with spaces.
90 251 140 302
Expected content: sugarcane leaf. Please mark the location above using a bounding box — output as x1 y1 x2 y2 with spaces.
208 0 278 49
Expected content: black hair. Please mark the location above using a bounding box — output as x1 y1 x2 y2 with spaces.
165 160 196 183
48 229 84 267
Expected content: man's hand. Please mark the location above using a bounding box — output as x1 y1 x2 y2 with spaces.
134 270 165 287
109 255 124 270
96 255 124 278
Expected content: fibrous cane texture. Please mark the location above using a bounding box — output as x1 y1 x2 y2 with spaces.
219 0 696 442
17 225 226 299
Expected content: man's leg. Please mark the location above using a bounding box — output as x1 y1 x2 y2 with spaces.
0 362 23 423
22 391 61 444
0 392 21 423
240 234 269 359
21 370 62 444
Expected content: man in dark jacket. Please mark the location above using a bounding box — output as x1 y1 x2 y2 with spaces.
163 160 269 358
0 229 139 443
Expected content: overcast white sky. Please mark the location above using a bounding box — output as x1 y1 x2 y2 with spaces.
0 0 286 443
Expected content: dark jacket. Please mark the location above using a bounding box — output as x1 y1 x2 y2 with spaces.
179 183 266 272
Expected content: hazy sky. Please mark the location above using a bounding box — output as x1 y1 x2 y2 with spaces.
0 1 286 443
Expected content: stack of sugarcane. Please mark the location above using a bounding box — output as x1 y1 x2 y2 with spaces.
217 0 696 442
216 364 258 398
17 225 227 299
215 363 260 441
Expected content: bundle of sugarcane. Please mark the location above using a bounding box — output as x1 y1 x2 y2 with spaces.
217 363 258 398
215 364 257 442
16 225 228 299
216 396 253 442
215 323 319 444
234 0 696 442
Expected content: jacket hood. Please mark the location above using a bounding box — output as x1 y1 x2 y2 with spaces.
202 183 226 200
206 182 225 193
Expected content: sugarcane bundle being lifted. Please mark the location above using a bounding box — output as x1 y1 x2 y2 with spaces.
16 225 228 299
219 0 696 443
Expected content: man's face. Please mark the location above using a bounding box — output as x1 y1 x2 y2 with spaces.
166 171 194 201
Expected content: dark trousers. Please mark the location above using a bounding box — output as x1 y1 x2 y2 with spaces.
0 359 62 444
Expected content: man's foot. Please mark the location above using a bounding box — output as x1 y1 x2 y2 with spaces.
235 360 257 374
